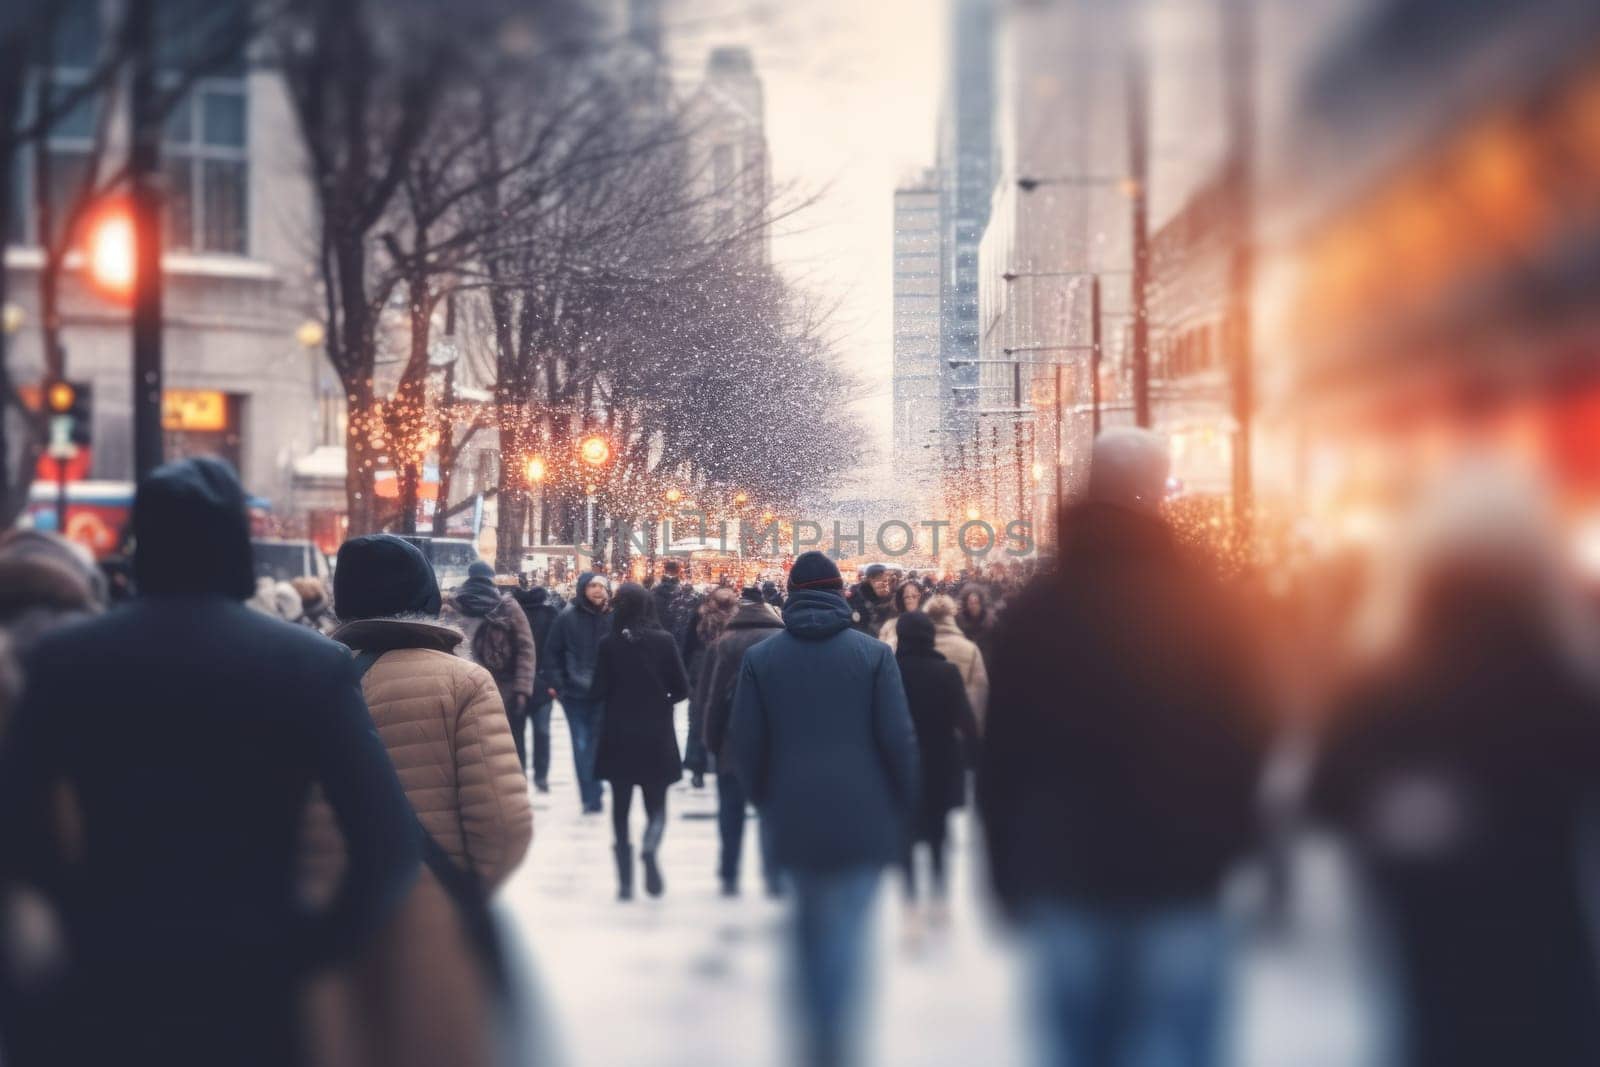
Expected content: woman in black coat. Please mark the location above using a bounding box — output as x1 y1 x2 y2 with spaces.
894 612 980 904
593 582 690 900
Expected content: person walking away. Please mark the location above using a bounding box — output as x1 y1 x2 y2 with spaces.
444 561 537 774
701 586 786 897
0 530 105 1061
846 562 893 636
512 583 562 793
544 572 612 812
923 595 990 730
893 613 979 927
875 578 925 642
305 534 532 1067
732 551 919 1067
652 559 701 649
1308 465 1600 1067
979 429 1267 1067
592 583 690 899
681 586 738 786
0 458 420 1067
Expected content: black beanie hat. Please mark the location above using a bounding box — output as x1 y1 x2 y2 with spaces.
334 534 442 620
788 550 843 591
740 585 764 602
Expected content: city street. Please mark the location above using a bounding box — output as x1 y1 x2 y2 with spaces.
500 705 1386 1067
500 702 1028 1067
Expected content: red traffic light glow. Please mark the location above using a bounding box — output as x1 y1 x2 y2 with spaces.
84 202 137 300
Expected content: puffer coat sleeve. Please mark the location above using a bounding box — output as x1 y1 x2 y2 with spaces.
500 597 537 700
452 668 533 888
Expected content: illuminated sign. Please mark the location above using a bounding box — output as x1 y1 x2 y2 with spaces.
162 390 229 432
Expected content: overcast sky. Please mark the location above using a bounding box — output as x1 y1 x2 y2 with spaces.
665 1 946 493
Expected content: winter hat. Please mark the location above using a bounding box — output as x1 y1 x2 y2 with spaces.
133 457 256 600
334 534 442 620
467 560 495 580
1086 428 1170 517
862 563 888 580
788 550 843 591
740 585 764 602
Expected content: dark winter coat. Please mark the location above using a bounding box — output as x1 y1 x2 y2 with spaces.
1309 599 1600 1067
701 600 785 771
0 458 420 1065
593 626 690 788
978 501 1267 915
731 589 920 872
512 587 560 694
651 577 700 651
894 614 980 837
542 573 611 700
845 580 890 636
443 580 536 707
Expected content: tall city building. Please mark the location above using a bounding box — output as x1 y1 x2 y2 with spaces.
937 0 996 496
683 45 770 265
891 170 943 493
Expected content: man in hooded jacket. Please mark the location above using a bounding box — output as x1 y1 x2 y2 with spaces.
512 583 562 792
700 586 785 896
543 572 612 812
0 457 420 1067
444 561 536 772
732 551 919 1067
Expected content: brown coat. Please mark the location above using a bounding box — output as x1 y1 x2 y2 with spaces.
301 618 533 1067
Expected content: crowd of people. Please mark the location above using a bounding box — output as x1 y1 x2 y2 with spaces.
2 429 1600 1066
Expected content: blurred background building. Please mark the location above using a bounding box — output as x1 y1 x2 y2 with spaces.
891 168 942 498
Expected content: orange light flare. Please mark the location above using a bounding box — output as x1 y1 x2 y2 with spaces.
84 204 137 301
579 434 610 468
526 456 547 484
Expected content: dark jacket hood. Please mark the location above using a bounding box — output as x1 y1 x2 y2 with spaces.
133 457 255 599
575 572 608 615
334 534 442 620
894 611 943 658
782 589 854 640
452 574 502 617
727 600 783 631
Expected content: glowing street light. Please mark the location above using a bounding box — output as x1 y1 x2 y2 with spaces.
579 434 610 467
2 303 23 334
665 487 682 504
525 455 547 484
296 319 326 349
965 505 981 522
84 203 137 300
733 490 749 507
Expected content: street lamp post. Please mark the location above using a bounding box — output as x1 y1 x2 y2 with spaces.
127 0 164 481
525 455 546 548
578 434 610 550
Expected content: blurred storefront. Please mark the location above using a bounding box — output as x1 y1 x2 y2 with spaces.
1268 0 1600 560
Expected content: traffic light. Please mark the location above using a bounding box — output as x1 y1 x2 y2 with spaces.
83 201 136 301
45 379 92 448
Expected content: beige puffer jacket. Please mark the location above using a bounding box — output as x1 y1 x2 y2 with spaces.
303 618 532 893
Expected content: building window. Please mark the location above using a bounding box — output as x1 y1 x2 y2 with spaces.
163 82 248 254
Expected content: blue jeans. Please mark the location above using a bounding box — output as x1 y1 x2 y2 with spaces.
716 771 778 891
1025 903 1227 1067
561 696 604 809
789 867 881 1067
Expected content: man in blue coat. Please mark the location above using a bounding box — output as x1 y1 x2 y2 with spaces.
732 551 919 1067
543 571 612 812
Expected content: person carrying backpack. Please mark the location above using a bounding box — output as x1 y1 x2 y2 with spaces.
444 562 537 773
